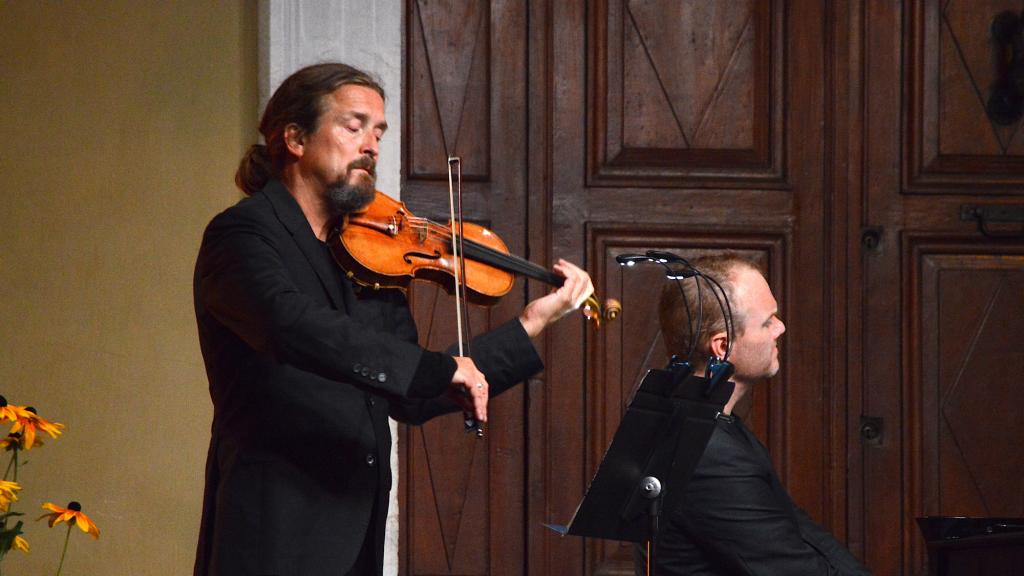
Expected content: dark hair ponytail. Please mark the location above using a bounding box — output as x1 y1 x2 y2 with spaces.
234 63 385 196
235 144 274 196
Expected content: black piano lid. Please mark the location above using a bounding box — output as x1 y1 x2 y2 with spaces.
917 516 1024 541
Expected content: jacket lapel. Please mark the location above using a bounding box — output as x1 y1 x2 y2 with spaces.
262 180 347 311
734 419 804 522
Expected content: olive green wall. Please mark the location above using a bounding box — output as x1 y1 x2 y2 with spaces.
0 2 257 573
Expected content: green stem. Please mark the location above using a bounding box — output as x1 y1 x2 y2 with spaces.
0 448 20 573
2 448 15 481
0 447 16 553
55 523 72 576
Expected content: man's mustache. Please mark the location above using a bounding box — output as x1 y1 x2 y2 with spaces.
348 156 376 177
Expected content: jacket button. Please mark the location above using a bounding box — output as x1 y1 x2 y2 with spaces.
360 366 370 377
353 363 362 373
365 453 376 466
377 372 387 383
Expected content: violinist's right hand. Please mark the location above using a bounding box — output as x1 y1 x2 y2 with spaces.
449 356 489 423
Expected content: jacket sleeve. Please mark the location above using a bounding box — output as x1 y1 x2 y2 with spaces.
386 298 543 425
658 428 857 575
792 507 872 576
196 212 442 399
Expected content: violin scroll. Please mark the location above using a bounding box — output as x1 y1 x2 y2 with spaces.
579 296 622 328
602 298 622 321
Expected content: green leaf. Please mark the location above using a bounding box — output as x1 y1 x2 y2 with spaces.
0 519 25 554
0 511 23 522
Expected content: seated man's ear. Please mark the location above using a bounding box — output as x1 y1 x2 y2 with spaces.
708 331 729 360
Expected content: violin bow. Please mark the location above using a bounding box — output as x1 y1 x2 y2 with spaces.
446 156 484 439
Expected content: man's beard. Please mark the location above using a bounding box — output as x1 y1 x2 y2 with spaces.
326 157 376 215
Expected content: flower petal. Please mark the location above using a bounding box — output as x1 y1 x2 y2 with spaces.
21 426 36 451
74 513 100 539
36 419 64 439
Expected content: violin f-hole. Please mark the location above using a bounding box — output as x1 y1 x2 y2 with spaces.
403 250 442 264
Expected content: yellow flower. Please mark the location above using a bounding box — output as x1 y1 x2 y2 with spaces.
0 396 32 424
12 534 29 552
9 407 64 450
0 432 42 451
0 480 21 512
39 502 100 539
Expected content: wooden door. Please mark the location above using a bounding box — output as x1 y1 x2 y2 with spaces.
398 1 531 575
851 1 1024 574
527 1 842 574
396 1 1024 575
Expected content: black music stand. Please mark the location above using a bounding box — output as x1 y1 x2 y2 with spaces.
545 362 734 574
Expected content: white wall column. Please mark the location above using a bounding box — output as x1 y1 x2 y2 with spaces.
257 2 403 574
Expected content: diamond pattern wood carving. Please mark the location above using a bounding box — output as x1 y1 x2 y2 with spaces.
624 0 754 149
408 283 491 573
590 0 778 186
941 0 1024 154
939 267 1024 515
409 0 489 179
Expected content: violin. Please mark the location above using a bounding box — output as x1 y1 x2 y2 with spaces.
328 190 620 325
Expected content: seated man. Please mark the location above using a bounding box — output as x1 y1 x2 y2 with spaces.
636 254 871 576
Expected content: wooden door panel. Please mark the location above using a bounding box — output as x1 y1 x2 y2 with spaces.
533 0 832 574
400 1 529 575
906 0 1024 190
589 0 782 185
403 285 507 576
909 240 1024 573
858 1 1024 573
407 0 490 180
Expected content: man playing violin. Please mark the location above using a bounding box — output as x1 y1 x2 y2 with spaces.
192 62 593 576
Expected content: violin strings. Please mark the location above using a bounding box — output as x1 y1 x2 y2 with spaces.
409 222 562 286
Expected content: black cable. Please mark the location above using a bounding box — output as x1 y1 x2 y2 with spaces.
694 272 734 362
618 250 736 364
654 260 697 361
694 272 704 362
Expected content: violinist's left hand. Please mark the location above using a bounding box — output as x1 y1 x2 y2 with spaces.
518 258 594 338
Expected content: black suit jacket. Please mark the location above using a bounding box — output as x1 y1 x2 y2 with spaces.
192 180 542 576
638 415 871 576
